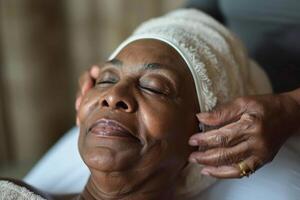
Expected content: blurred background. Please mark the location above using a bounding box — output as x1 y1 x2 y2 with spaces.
0 0 185 178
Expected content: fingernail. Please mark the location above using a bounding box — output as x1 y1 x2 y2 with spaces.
189 157 197 163
90 65 100 77
201 169 211 176
189 139 198 146
197 112 210 119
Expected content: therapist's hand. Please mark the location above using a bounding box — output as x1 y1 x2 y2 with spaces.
189 93 300 179
75 65 100 125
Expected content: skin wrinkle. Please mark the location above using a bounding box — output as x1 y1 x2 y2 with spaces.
191 116 257 166
77 39 199 200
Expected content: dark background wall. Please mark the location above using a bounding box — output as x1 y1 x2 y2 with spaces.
0 0 184 178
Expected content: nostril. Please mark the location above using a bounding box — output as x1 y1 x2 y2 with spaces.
116 101 128 110
101 100 109 107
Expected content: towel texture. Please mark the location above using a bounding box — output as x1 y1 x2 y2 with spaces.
110 9 271 112
0 180 46 200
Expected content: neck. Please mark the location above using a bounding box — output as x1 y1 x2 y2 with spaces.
80 171 177 200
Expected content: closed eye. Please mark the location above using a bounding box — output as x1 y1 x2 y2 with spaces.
139 85 166 95
95 70 119 86
96 80 116 84
96 78 118 86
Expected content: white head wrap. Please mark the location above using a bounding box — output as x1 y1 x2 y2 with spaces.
109 8 271 198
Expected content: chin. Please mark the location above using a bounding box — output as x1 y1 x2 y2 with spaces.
81 144 141 172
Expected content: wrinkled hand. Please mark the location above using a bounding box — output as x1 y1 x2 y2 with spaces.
189 94 300 178
75 65 100 125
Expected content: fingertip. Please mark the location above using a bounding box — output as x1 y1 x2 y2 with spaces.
201 168 211 176
196 112 210 121
204 166 241 179
189 139 198 146
189 151 205 163
189 156 198 163
90 65 100 78
196 112 221 126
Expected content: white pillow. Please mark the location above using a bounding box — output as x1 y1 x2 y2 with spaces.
24 127 89 194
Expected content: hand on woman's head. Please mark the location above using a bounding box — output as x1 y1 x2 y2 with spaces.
75 65 100 125
189 93 300 179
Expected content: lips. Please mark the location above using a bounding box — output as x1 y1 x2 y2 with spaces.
88 119 139 142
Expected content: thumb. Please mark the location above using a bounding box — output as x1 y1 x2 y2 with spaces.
196 99 245 126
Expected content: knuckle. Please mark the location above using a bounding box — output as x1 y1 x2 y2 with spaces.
240 118 254 131
241 113 256 124
249 101 266 115
198 142 209 152
251 119 264 136
211 108 223 119
215 134 229 147
241 142 251 158
238 114 258 135
218 149 233 165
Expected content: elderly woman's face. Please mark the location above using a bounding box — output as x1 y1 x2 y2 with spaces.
78 39 199 191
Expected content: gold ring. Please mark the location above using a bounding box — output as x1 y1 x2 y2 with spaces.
238 161 254 177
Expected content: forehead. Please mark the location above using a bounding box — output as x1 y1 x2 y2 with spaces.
113 39 189 75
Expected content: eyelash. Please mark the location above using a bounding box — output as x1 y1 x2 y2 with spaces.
96 79 117 85
97 81 114 84
96 79 166 95
139 85 165 95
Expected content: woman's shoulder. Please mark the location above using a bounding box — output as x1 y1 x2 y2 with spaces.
0 178 51 200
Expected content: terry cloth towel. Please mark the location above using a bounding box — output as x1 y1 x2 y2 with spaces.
0 180 46 200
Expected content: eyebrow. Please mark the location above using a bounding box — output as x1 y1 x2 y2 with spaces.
106 58 123 67
106 58 169 71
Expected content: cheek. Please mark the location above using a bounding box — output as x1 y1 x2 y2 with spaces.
78 89 100 124
139 101 197 169
139 99 196 141
78 126 86 158
138 97 199 161
77 90 101 156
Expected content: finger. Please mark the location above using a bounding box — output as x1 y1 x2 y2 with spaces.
196 98 246 126
76 90 81 99
90 65 100 79
75 96 82 111
76 116 80 127
189 141 251 166
189 116 254 149
201 165 240 178
75 90 81 110
79 71 94 95
79 71 90 89
202 155 262 179
81 80 94 96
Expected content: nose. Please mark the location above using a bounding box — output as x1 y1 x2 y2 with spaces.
100 83 137 113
